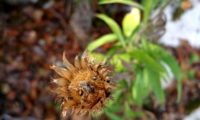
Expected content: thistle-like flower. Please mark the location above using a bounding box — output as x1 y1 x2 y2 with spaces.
50 51 114 118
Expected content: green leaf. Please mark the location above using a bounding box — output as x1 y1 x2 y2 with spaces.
161 54 182 102
132 69 150 105
87 33 117 51
132 67 165 104
188 69 195 79
162 55 181 82
111 53 131 72
90 52 106 62
145 43 181 79
112 89 123 101
105 109 122 120
147 69 165 103
189 54 199 64
142 0 153 23
122 8 140 37
99 0 143 9
152 0 159 9
146 43 182 102
117 79 129 89
96 14 126 47
143 68 150 89
105 100 121 113
132 71 143 105
124 102 135 118
130 49 166 74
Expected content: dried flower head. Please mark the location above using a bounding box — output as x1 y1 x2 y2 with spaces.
50 51 114 118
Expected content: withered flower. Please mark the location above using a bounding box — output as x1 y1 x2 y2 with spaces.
50 51 114 118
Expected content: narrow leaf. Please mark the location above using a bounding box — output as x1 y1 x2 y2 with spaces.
96 14 126 47
87 33 117 51
132 69 151 105
161 54 182 101
132 71 143 105
148 69 165 103
105 109 122 120
124 102 135 118
99 0 143 9
142 0 153 23
131 49 166 73
147 43 182 102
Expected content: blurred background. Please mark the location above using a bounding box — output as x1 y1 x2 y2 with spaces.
0 0 200 120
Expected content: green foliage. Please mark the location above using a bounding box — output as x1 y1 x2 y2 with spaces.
96 14 126 47
142 0 154 23
111 53 131 72
87 0 182 119
99 0 143 9
190 54 199 64
87 33 117 51
187 54 199 79
122 8 140 37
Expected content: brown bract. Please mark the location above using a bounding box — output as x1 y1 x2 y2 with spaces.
50 51 114 118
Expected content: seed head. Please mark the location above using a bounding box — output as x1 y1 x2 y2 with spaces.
50 51 114 118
